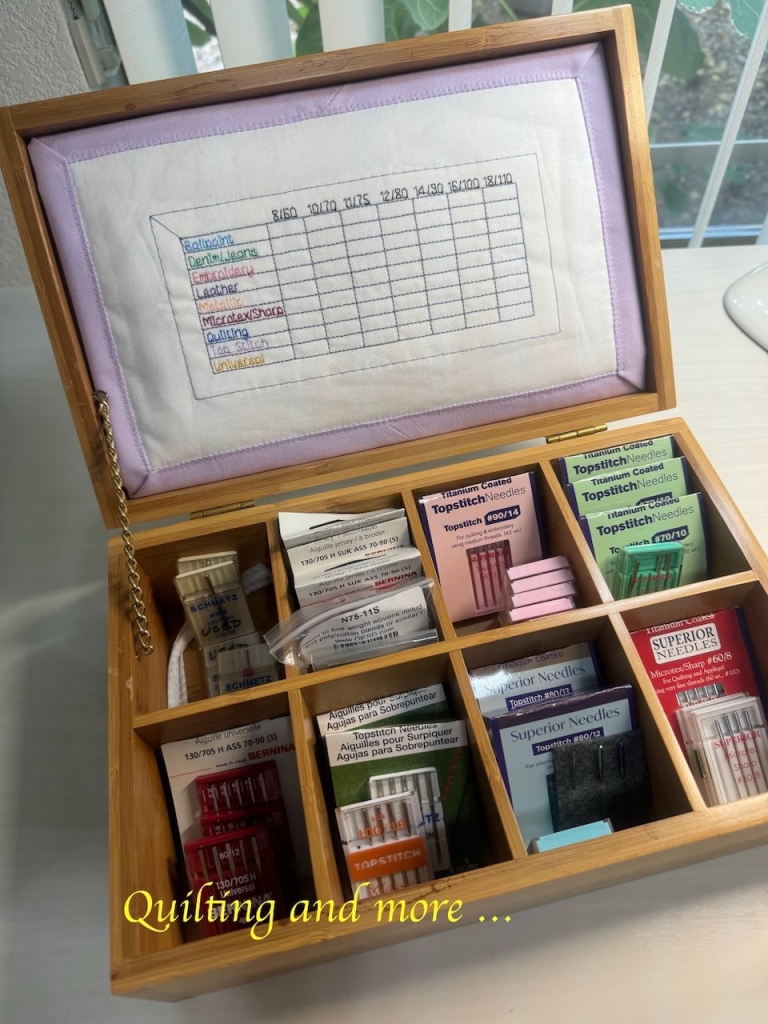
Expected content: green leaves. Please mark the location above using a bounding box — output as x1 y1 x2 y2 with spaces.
576 0 704 81
654 169 690 213
295 1 323 55
286 2 311 27
677 0 716 11
401 0 449 32
662 4 706 80
385 0 420 40
728 0 763 38
186 21 209 47
183 0 214 47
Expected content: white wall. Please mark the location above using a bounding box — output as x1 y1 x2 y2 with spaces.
0 0 88 286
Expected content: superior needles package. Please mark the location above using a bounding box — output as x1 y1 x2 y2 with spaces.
469 642 601 720
630 609 765 749
492 685 637 843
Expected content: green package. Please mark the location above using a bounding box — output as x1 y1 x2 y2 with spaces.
580 493 708 590
559 435 676 484
566 456 690 516
326 721 485 875
315 685 451 736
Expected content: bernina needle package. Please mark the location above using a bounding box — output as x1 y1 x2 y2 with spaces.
161 718 311 878
419 473 543 621
284 510 410 579
492 686 637 843
279 509 405 550
293 547 423 607
279 508 417 607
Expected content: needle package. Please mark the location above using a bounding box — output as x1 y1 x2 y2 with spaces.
265 579 437 671
611 542 684 599
316 685 450 736
184 825 286 937
285 511 410 581
419 473 543 621
175 560 255 647
326 721 485 876
369 768 451 872
194 763 282 815
491 686 637 843
292 547 423 607
678 694 768 805
161 718 311 878
280 508 416 609
579 493 708 592
565 456 690 516
177 551 240 575
200 803 293 869
200 633 261 696
335 793 434 899
214 640 279 696
630 609 765 749
558 435 677 483
469 642 601 720
278 509 405 550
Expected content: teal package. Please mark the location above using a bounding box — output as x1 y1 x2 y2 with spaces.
559 436 676 484
529 820 613 853
579 493 708 590
566 456 690 516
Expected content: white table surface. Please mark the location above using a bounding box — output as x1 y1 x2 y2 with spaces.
1 246 767 1023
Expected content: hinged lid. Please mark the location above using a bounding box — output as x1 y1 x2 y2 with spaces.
0 8 673 530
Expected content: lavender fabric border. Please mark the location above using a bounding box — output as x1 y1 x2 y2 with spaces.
29 42 646 498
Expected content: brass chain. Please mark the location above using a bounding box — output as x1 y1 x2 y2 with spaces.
94 391 154 657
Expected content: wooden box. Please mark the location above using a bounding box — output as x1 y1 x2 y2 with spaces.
3 8 768 1002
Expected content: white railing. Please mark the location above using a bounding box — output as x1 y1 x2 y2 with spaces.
100 0 768 247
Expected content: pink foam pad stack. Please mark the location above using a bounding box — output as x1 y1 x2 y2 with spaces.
499 555 577 623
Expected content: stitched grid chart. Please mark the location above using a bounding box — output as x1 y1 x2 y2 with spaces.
187 183 531 374
151 156 560 399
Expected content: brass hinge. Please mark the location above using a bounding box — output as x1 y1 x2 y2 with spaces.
546 424 608 445
190 499 255 520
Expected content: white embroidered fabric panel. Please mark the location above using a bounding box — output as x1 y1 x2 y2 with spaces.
151 154 557 398
69 79 616 472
